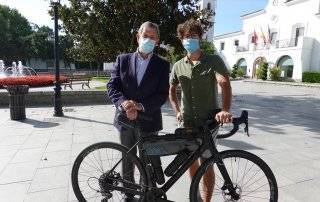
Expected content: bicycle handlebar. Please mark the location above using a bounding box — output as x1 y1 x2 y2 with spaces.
203 110 249 138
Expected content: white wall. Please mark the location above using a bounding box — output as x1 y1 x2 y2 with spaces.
26 58 75 71
213 0 320 79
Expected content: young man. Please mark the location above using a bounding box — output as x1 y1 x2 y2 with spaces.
107 21 170 202
169 19 232 202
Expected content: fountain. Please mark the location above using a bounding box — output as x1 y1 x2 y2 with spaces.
0 59 69 120
3 61 37 77
0 60 5 78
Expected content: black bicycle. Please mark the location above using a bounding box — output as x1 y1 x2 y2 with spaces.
217 110 249 139
71 110 278 202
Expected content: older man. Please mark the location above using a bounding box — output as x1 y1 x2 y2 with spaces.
107 21 170 201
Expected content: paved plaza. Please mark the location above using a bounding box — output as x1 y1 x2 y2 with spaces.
0 80 319 201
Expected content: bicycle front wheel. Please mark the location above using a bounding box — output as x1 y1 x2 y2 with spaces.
71 142 147 202
190 150 278 202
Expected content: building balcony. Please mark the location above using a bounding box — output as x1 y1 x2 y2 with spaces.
235 36 311 53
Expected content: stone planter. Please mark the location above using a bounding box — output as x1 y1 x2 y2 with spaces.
7 85 29 120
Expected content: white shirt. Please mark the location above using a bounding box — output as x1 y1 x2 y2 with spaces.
136 51 152 86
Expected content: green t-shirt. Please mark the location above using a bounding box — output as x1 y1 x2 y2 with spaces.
170 53 229 127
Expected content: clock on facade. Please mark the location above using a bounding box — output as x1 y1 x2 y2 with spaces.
273 0 279 6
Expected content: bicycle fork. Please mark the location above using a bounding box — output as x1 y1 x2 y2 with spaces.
211 145 240 200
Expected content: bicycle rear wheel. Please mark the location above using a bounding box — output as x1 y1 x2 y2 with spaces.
71 142 147 202
190 150 278 202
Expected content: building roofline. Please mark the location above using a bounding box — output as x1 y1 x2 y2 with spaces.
214 31 244 40
240 9 265 19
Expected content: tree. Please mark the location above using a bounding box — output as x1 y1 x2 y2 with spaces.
59 0 213 63
201 40 215 55
257 62 268 80
25 25 54 60
0 5 33 64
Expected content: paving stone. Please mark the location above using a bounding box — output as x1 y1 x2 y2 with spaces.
0 182 30 202
25 187 68 202
0 161 39 184
29 165 70 192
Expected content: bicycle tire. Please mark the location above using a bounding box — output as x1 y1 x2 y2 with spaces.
190 150 278 202
71 142 147 202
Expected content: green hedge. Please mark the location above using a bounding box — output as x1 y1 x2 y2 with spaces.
269 67 281 81
302 72 320 83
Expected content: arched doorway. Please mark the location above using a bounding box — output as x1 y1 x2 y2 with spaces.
252 57 267 78
237 58 247 76
277 55 294 78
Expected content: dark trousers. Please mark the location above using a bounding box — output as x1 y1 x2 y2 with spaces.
119 128 162 197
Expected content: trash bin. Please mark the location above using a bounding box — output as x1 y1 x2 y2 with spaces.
7 85 29 120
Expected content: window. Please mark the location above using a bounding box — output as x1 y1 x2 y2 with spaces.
207 3 211 10
220 42 225 51
295 27 304 46
234 40 239 46
270 32 277 44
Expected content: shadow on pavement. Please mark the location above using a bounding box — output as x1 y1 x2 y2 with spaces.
218 139 264 150
18 118 60 128
64 115 114 126
231 94 320 135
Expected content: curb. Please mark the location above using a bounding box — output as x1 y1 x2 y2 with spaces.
0 90 111 107
242 80 320 88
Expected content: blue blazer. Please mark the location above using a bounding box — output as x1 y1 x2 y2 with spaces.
107 52 170 132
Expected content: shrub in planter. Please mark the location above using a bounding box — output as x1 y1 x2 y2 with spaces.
302 72 320 83
269 66 281 81
257 62 268 80
231 64 238 79
236 68 245 78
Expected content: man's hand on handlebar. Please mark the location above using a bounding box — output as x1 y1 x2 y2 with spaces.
215 111 233 124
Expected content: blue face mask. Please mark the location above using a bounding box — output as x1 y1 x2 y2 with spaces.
182 38 200 54
139 37 156 54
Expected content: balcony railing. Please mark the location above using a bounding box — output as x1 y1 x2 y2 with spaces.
275 38 297 48
236 46 249 52
234 37 301 53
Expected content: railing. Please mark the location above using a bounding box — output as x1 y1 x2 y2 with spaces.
236 46 249 52
235 37 300 53
275 38 297 48
255 43 269 50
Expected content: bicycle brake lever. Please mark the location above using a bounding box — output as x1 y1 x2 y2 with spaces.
242 110 249 137
244 124 249 137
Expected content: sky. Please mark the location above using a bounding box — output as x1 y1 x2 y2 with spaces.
0 0 268 36
215 0 268 35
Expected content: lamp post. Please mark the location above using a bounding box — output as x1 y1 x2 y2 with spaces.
51 0 63 116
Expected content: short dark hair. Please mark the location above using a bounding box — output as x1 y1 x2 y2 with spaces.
138 21 160 38
177 19 203 40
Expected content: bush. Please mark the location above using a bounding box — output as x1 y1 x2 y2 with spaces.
236 68 245 77
302 72 320 83
269 66 281 81
230 64 238 79
257 62 268 80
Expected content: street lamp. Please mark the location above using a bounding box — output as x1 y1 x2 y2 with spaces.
51 0 63 116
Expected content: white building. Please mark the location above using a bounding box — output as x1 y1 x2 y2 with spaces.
213 0 320 80
199 0 217 40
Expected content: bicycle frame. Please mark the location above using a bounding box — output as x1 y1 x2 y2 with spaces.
106 120 240 200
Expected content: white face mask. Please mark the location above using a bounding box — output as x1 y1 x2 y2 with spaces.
139 37 156 54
